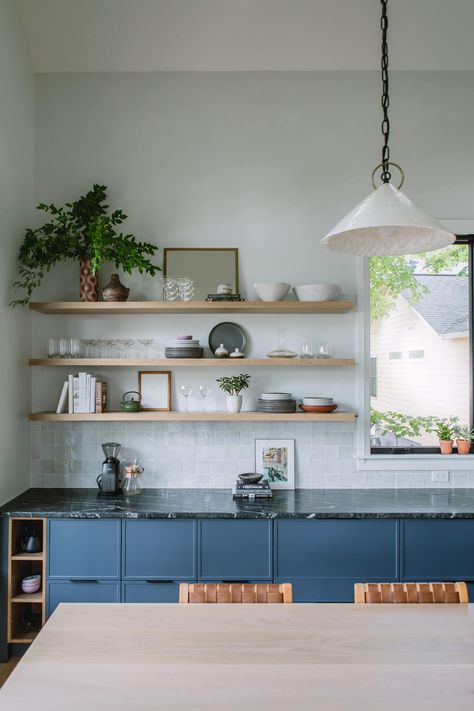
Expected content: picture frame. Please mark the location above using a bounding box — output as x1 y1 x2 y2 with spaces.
255 439 295 490
163 247 239 300
137 371 172 411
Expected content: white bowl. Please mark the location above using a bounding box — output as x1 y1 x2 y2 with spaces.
254 282 291 302
293 283 341 301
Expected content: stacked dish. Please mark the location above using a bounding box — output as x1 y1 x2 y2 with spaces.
300 396 337 413
257 392 296 414
165 336 204 359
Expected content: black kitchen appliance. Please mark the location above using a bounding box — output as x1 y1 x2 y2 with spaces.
97 442 122 495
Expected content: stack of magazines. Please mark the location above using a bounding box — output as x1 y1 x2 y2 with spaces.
233 480 272 499
55 373 108 414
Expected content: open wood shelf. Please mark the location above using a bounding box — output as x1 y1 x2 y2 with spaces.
11 552 44 561
29 411 356 422
29 357 355 367
9 632 38 644
11 592 43 603
29 300 355 315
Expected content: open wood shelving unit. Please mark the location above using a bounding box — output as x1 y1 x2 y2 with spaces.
29 357 355 368
29 411 356 422
29 300 355 315
8 518 46 644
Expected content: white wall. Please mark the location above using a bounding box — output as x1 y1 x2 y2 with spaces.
29 70 474 489
0 0 34 503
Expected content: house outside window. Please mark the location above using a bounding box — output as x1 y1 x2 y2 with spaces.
370 238 472 453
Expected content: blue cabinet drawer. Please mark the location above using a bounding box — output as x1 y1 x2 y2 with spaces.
275 520 398 579
285 577 395 603
402 520 474 580
48 520 121 580
199 520 272 581
47 580 120 617
123 581 183 603
123 520 196 580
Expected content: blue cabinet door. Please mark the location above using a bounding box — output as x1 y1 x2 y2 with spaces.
123 581 182 603
48 520 121 580
199 520 272 581
123 520 196 580
402 520 474 580
47 580 120 617
275 520 398 601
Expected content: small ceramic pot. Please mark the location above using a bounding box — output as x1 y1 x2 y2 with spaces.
102 274 130 302
439 439 453 455
230 348 245 358
226 395 242 413
79 259 99 302
215 343 229 358
456 439 471 455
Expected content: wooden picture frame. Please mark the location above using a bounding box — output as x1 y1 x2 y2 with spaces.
255 439 295 490
138 371 172 411
163 247 239 299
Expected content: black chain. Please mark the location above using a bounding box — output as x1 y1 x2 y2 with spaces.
380 0 391 183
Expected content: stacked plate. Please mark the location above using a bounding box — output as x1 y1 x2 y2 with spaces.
165 336 204 359
257 392 296 413
300 396 336 413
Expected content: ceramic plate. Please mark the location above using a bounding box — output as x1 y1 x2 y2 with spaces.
208 322 247 355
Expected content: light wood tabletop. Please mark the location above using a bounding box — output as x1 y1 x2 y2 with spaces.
2 603 474 710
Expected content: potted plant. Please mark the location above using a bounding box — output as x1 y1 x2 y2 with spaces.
11 184 160 305
216 374 250 413
455 425 474 455
432 420 454 455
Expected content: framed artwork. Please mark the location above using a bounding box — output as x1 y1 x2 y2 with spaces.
138 371 172 411
255 439 295 489
163 247 239 300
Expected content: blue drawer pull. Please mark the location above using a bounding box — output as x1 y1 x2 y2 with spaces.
145 580 176 584
69 579 99 584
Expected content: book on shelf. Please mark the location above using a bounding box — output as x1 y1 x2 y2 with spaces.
59 374 108 414
56 381 69 414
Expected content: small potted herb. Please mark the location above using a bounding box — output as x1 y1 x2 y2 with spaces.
432 420 454 455
216 374 250 413
455 425 474 455
11 184 160 305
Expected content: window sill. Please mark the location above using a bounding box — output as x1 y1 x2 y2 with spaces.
356 454 474 471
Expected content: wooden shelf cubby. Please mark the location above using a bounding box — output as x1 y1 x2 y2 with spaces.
8 518 46 644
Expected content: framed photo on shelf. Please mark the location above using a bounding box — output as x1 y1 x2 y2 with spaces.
138 371 172 411
255 439 295 490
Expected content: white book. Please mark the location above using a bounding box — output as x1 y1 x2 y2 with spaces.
56 381 69 414
68 374 74 414
78 372 87 413
86 374 91 413
73 376 80 413
90 375 97 413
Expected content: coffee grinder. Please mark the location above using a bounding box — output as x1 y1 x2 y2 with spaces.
97 442 122 495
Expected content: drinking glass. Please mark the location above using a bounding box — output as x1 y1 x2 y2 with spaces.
317 343 331 359
122 339 135 358
47 338 59 359
59 338 71 358
82 339 95 358
71 338 82 358
300 338 315 359
160 277 178 301
199 386 211 412
138 339 154 359
180 385 193 412
176 276 194 301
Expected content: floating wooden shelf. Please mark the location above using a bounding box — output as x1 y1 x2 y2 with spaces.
11 552 44 561
9 632 38 644
11 592 43 603
29 300 355 315
29 357 355 367
29 411 356 422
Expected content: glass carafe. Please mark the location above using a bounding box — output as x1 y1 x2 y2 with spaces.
122 464 144 495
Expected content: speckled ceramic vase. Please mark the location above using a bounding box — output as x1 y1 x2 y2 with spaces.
79 259 99 302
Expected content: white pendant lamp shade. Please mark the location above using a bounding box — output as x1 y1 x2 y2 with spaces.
321 183 455 256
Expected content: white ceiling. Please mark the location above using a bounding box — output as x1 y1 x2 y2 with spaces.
16 0 474 73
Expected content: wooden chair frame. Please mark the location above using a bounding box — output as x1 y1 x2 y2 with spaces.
179 583 293 604
354 581 469 604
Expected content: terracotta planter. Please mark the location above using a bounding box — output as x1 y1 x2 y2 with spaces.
439 439 453 455
79 259 99 302
456 439 471 455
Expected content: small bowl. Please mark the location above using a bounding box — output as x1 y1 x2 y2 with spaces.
238 473 263 484
254 282 291 302
21 574 41 594
293 284 341 301
299 404 337 413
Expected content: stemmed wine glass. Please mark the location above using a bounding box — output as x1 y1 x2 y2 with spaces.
138 339 154 359
180 385 193 412
199 386 211 412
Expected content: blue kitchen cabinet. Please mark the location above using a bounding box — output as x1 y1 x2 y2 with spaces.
123 520 196 580
275 519 398 602
401 520 474 581
199 520 272 581
47 581 120 617
48 520 121 580
123 581 181 603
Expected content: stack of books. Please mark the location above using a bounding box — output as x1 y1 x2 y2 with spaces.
55 373 108 414
233 481 273 499
205 293 245 302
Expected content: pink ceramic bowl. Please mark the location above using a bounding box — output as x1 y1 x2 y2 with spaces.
22 574 41 594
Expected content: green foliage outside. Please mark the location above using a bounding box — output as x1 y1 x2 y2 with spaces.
371 410 459 445
11 184 160 306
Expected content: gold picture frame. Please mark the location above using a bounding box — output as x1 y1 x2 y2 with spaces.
138 371 172 411
163 247 239 299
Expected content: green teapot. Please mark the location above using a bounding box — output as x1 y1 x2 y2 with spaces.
120 391 142 413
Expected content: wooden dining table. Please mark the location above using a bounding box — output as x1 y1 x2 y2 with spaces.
1 602 474 709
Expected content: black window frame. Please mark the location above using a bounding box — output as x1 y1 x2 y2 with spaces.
371 235 474 455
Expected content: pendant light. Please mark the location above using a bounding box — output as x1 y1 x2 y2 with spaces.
321 0 455 256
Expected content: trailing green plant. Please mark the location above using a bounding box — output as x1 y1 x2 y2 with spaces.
216 374 250 396
455 425 474 441
11 184 160 306
430 419 455 442
370 409 437 443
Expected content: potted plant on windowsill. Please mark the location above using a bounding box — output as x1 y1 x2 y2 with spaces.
216 374 250 413
432 420 454 455
455 425 474 455
11 184 160 305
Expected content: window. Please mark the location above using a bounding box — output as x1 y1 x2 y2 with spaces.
370 237 472 454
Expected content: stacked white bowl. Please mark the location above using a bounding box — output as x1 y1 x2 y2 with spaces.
302 396 334 406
